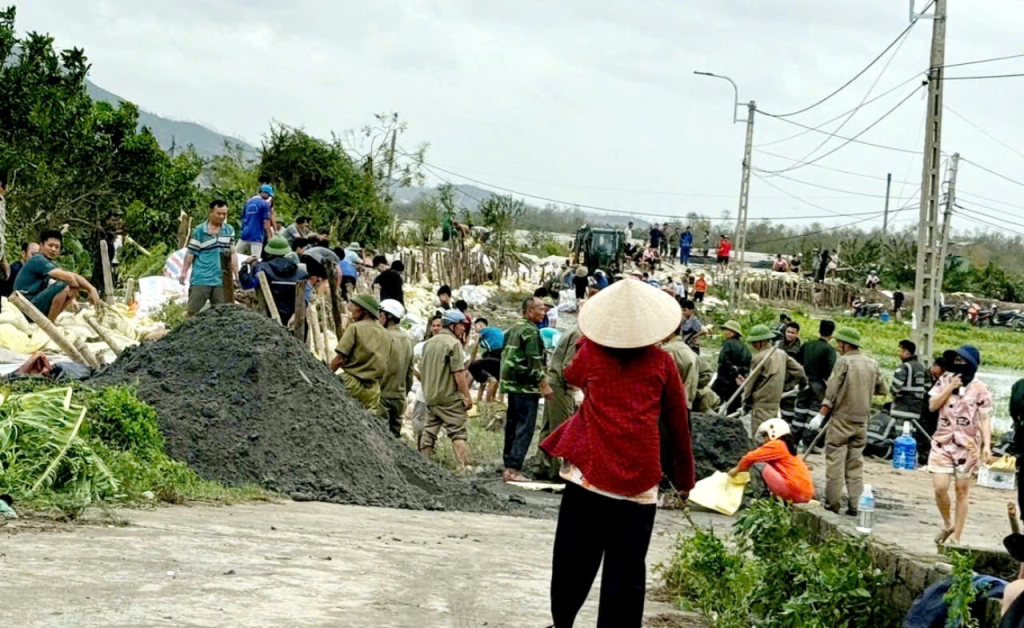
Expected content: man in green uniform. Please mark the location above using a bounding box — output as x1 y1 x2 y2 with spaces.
741 324 806 423
500 296 554 482
330 294 389 412
778 321 803 424
794 320 837 440
692 355 721 413
377 299 414 437
662 328 700 409
809 327 886 515
534 325 582 480
420 309 474 468
712 320 751 413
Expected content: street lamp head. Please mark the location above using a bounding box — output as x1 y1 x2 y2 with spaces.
694 71 715 77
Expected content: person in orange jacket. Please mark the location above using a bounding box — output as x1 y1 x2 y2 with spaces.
727 418 814 503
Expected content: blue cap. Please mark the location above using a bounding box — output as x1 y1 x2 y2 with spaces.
442 309 469 327
259 184 274 197
954 345 981 368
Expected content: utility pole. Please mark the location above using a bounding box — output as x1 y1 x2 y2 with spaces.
693 71 753 311
882 173 892 236
911 0 947 365
732 101 756 309
934 153 959 291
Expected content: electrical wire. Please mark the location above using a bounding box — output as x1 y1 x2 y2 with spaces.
753 72 923 148
758 102 924 156
944 105 1024 162
942 73 1024 81
754 171 918 199
758 3 931 118
954 204 1024 236
956 190 1024 213
757 84 925 175
961 158 1024 189
755 149 919 184
746 202 917 247
941 52 1024 69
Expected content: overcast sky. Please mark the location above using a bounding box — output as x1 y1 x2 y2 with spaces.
18 1 1024 232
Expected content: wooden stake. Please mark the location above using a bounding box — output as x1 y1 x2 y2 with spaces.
84 315 123 356
308 301 328 364
325 261 344 338
220 250 235 304
125 277 135 305
293 279 307 341
257 272 282 324
99 243 115 305
73 337 102 369
9 292 88 365
176 211 192 250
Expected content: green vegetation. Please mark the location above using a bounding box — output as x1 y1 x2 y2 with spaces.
0 384 267 520
660 500 898 628
151 299 189 331
943 549 980 628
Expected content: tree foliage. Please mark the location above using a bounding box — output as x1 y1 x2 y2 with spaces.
0 6 201 259
479 194 526 284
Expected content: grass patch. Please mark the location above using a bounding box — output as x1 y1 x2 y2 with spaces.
0 383 270 520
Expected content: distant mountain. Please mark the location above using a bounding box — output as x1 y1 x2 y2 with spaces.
85 80 258 160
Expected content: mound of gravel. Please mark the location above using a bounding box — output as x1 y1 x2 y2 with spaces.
91 306 507 513
689 413 752 479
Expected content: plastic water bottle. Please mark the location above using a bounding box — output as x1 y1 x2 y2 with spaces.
893 421 917 470
856 485 876 534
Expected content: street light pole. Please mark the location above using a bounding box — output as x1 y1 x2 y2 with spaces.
694 71 754 311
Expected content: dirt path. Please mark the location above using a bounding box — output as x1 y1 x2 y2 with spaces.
4 501 722 627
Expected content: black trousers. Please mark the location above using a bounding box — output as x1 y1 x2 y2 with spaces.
551 483 657 628
504 392 539 470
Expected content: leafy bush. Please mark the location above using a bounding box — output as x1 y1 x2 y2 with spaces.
152 300 189 330
662 500 898 628
80 386 164 459
943 549 980 628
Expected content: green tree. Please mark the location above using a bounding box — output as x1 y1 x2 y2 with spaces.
479 194 526 284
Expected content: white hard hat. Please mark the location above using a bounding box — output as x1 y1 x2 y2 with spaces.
755 418 791 442
379 299 406 320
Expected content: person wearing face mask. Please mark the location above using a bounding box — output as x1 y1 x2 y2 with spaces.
928 345 992 547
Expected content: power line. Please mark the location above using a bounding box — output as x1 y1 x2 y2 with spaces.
954 204 1024 236
757 85 925 175
754 171 917 199
960 157 1024 189
956 190 1024 212
942 72 1024 81
746 202 917 247
944 105 1024 162
941 52 1024 69
407 153 892 223
755 149 919 184
758 5 930 118
758 101 924 156
753 72 923 148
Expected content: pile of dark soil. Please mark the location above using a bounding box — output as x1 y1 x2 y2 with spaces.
689 413 752 479
91 306 507 513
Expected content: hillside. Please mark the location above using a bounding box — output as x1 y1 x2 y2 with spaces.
85 80 258 160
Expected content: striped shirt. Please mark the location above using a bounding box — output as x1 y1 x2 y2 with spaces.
187 221 234 286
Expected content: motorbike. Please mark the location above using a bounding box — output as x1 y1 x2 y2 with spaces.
973 305 1024 328
851 298 885 318
939 303 969 322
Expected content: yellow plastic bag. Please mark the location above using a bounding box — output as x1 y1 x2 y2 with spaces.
688 471 750 516
990 455 1017 471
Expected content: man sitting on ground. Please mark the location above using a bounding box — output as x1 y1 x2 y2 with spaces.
14 229 101 321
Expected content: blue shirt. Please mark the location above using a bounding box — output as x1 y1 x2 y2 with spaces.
478 327 504 352
681 231 693 248
339 259 357 279
187 222 235 286
240 196 271 242
13 253 57 298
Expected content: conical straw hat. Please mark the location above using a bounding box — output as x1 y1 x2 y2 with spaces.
578 279 682 349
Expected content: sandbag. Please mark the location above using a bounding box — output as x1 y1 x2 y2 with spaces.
688 471 750 516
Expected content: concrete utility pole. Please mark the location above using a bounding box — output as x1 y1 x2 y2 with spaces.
882 173 892 236
693 71 753 311
935 153 959 291
911 0 947 365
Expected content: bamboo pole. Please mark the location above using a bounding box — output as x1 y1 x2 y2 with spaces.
320 298 332 349
9 292 89 365
100 243 114 305
176 211 192 250
124 278 135 305
308 301 328 364
73 337 102 369
220 250 235 305
325 260 343 337
256 272 282 324
293 279 307 341
84 315 123 356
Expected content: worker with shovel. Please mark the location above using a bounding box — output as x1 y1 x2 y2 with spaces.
808 327 886 515
712 320 751 414
739 324 806 424
330 294 389 413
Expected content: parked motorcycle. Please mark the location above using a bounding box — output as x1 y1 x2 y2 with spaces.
851 298 885 318
939 303 969 322
973 305 1024 328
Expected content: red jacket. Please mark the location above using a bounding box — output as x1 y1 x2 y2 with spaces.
717 240 731 257
540 337 695 496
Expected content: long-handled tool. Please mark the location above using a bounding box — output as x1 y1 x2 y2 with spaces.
717 345 778 417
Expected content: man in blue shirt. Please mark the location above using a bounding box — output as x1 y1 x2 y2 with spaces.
238 184 274 258
680 226 694 266
180 200 236 316
14 229 101 321
469 318 505 403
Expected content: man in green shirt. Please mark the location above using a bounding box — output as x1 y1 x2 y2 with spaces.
712 320 751 413
661 329 700 410
795 320 837 440
179 200 237 317
500 296 554 482
13 229 101 321
377 299 414 437
534 325 582 480
331 294 389 413
419 309 474 468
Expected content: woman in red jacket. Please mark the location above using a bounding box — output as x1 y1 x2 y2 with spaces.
541 279 695 628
